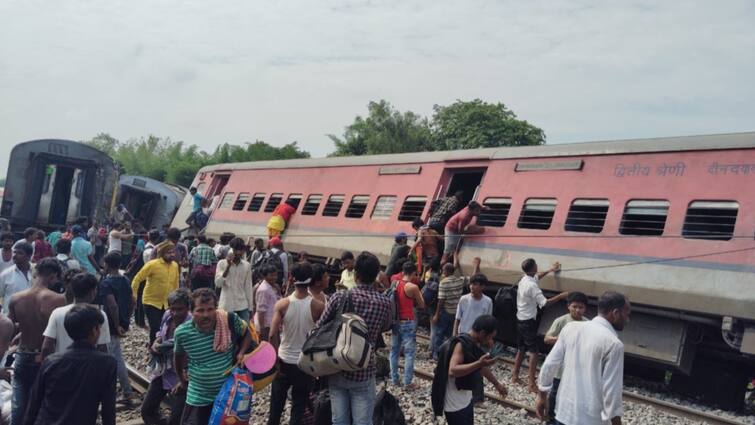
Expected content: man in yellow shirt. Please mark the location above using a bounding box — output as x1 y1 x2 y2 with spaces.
131 242 179 345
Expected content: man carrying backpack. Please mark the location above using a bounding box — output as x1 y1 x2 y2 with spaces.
310 252 391 425
388 262 425 390
432 255 480 360
54 238 81 273
265 237 289 287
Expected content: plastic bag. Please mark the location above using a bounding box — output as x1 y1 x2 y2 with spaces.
209 367 254 425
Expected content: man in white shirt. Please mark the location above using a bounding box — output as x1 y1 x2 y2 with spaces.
41 273 111 359
107 222 133 253
13 228 37 259
0 242 33 314
214 239 254 322
142 230 161 264
537 292 630 425
512 258 568 393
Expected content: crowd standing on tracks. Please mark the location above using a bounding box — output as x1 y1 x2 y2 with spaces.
0 192 637 425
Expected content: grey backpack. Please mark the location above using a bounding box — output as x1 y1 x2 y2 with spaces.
298 292 371 377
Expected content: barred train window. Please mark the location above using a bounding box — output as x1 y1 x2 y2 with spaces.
219 192 235 209
302 194 323 215
565 199 609 233
371 196 397 220
264 193 283 212
478 198 512 227
398 196 427 222
619 200 669 236
232 193 250 211
518 198 557 230
345 195 370 219
247 193 266 212
323 195 345 217
683 201 738 241
287 193 303 209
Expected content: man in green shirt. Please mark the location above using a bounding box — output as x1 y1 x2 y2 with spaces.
174 288 254 424
543 291 589 425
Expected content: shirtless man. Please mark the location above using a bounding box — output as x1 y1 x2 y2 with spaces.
8 258 66 425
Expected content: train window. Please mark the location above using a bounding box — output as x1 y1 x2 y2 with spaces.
323 195 345 217
345 195 370 219
247 193 266 212
565 199 609 233
302 194 323 216
287 194 303 210
371 196 397 220
478 198 512 227
682 201 738 241
264 193 283 212
398 196 427 222
619 200 669 236
220 192 235 209
232 193 250 211
518 198 557 230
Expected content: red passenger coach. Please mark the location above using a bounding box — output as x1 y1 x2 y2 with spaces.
173 132 755 407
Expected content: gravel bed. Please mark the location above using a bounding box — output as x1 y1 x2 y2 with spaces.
121 325 754 424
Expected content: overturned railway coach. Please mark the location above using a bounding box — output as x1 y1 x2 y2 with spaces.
174 132 755 407
119 175 187 230
2 139 118 231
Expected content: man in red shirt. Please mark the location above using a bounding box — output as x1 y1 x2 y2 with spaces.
267 200 297 239
442 201 484 265
389 261 426 390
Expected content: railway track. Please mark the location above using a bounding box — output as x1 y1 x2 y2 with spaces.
124 340 746 425
413 333 746 425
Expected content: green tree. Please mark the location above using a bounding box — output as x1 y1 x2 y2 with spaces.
82 135 310 187
328 100 433 156
431 99 545 150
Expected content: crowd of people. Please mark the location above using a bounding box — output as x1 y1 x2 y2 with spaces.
0 190 632 425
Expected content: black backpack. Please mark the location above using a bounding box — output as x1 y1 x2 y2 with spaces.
373 388 406 425
494 285 518 323
253 249 285 284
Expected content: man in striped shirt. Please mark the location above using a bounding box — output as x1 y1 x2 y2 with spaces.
173 288 254 425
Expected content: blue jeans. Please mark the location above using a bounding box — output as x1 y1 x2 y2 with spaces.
12 352 41 425
389 320 417 385
431 310 454 360
108 336 133 396
329 374 376 425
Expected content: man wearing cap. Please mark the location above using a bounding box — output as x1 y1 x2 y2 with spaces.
214 238 253 322
70 225 99 275
131 243 179 345
384 232 411 278
268 262 325 425
268 237 289 286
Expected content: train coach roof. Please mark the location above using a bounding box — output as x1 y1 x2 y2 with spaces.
199 131 755 173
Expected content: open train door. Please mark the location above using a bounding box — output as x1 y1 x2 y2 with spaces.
433 167 488 207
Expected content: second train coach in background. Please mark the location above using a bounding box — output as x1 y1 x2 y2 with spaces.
2 139 118 230
172 132 755 409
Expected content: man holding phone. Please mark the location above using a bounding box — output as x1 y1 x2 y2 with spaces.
432 315 508 425
214 238 254 322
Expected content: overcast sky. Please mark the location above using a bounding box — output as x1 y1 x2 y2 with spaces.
1 0 753 177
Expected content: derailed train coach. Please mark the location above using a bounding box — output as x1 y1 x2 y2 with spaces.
1 139 118 230
118 175 187 230
174 132 755 409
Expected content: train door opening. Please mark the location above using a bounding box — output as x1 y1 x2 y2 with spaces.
49 166 76 225
445 169 486 205
120 187 160 228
